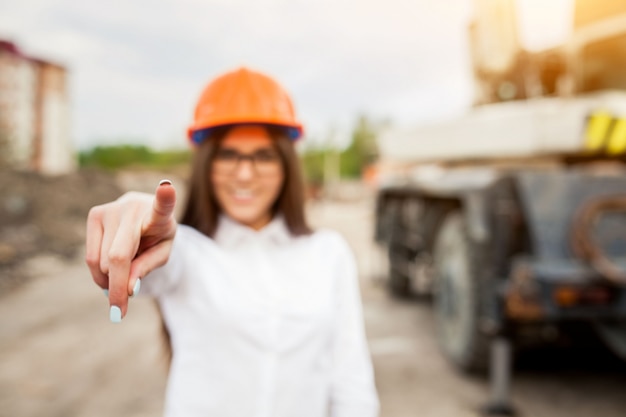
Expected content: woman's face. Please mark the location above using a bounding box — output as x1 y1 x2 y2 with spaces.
211 125 285 230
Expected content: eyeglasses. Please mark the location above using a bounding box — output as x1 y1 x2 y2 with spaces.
213 148 282 176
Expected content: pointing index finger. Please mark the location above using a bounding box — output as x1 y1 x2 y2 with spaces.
151 179 176 227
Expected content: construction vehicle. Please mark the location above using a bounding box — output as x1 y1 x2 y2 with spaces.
373 0 626 414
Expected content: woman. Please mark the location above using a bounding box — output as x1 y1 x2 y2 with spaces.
85 67 379 417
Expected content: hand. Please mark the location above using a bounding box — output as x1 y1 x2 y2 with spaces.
85 180 177 322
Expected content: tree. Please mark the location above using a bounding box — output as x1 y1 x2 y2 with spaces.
339 115 381 178
299 115 387 185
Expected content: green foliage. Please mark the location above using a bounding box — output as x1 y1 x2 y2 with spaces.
299 114 382 182
83 115 382 178
340 115 380 178
300 148 327 185
79 145 191 170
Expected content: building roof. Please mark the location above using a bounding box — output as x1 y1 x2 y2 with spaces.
0 39 66 69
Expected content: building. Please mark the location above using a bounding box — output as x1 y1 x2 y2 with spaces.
0 40 74 174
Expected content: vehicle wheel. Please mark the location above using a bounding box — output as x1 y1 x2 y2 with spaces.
594 321 626 361
388 244 411 298
384 200 413 298
432 212 490 373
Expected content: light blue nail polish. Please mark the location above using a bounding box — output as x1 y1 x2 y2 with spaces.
110 306 122 323
103 289 109 297
131 279 141 298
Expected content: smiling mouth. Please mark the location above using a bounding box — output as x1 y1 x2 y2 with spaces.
232 189 254 201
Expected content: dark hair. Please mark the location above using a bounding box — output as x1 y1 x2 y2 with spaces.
180 124 312 237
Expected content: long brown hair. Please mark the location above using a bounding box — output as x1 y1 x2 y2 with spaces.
180 124 312 237
159 124 312 364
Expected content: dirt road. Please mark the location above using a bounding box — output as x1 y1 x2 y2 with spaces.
1 173 625 417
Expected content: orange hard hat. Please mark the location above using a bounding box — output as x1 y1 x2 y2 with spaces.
188 67 304 144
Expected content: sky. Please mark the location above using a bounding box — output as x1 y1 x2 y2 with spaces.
0 0 572 150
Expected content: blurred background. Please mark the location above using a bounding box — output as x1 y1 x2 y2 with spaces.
2 0 626 416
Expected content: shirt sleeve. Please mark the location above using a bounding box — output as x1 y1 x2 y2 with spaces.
328 234 380 417
139 225 186 297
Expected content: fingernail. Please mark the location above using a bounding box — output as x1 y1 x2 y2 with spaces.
110 306 122 323
159 179 172 186
131 278 141 298
103 289 109 297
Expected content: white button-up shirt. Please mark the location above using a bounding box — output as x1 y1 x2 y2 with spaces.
144 215 379 417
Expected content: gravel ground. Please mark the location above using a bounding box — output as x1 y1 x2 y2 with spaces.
1 170 626 417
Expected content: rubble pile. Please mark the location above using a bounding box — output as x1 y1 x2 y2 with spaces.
0 168 122 296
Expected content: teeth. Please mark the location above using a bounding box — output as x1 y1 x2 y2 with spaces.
234 189 253 198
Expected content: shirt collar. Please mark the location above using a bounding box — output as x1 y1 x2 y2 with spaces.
214 214 293 249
